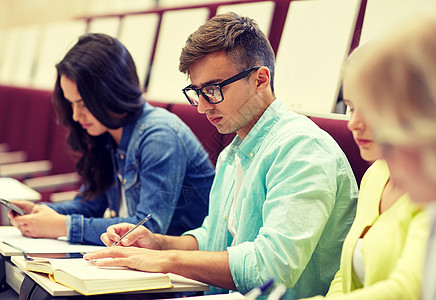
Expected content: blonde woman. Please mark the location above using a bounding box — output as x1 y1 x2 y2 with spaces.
304 45 429 299
339 15 436 300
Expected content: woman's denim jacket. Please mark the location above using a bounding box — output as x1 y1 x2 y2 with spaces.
47 103 215 245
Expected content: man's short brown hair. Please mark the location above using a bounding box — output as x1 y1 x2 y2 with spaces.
179 12 275 91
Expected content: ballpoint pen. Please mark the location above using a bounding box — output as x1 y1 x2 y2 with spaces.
111 214 152 246
244 278 274 300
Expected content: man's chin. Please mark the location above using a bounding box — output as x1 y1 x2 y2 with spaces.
215 125 233 135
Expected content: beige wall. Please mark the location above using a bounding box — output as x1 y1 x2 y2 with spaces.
0 0 217 28
0 0 89 27
0 0 160 28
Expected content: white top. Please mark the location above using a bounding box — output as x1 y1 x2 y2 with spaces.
117 170 128 218
423 201 436 300
352 238 365 285
228 155 244 246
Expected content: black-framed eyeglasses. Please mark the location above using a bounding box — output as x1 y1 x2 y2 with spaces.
182 66 261 107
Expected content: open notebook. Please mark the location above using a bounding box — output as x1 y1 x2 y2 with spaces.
12 256 173 295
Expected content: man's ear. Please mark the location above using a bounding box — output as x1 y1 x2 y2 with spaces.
255 67 271 92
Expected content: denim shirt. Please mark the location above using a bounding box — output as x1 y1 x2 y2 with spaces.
47 102 215 245
184 99 358 297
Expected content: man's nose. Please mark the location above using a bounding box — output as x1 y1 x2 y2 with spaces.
196 94 213 114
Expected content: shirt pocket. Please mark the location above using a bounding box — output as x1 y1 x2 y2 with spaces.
122 167 139 191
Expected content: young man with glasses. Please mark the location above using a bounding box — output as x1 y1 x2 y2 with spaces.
84 12 358 299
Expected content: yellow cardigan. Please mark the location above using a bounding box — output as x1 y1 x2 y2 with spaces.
306 160 429 300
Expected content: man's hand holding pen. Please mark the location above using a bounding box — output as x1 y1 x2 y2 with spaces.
97 214 162 250
83 215 171 273
100 222 162 250
99 222 148 247
110 214 153 247
84 214 205 285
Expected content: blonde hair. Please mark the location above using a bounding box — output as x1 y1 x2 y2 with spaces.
344 14 436 180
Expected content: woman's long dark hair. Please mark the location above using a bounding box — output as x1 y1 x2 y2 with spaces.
53 33 145 201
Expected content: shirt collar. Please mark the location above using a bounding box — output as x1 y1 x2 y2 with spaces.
117 121 134 153
225 99 287 164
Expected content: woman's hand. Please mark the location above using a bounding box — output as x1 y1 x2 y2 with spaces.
11 204 67 238
7 200 35 217
8 200 35 226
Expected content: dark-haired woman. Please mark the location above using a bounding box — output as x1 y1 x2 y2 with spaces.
10 33 214 245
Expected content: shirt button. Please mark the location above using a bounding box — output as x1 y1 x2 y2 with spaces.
123 179 127 184
120 154 125 160
249 152 254 157
110 210 117 217
223 215 227 221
